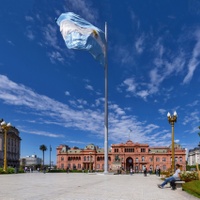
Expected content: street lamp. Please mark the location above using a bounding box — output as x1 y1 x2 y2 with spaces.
167 111 177 173
0 120 11 172
89 152 92 173
152 152 155 172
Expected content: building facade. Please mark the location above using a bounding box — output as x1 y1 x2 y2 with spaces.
57 140 186 172
0 126 21 168
187 142 200 166
20 155 42 167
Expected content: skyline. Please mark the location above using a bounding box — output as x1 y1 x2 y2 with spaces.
0 0 200 164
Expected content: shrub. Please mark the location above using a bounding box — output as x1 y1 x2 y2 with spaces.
0 168 6 174
0 167 15 174
180 171 199 182
48 169 66 173
7 167 15 174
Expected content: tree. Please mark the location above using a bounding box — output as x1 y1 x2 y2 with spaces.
39 144 47 170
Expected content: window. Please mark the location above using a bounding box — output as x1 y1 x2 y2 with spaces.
114 148 119 153
142 156 145 161
61 157 64 161
125 148 134 152
156 157 160 162
136 158 138 162
162 157 166 162
78 164 81 169
180 157 182 162
163 165 166 170
84 156 86 161
141 148 145 152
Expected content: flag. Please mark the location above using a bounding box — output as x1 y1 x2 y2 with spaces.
56 12 106 65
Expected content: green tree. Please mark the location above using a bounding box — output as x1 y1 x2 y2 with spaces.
39 144 47 170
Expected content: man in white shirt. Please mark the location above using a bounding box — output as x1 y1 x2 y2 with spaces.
157 164 181 189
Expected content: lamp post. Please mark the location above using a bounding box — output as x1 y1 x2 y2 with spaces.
49 145 52 169
152 152 155 172
167 111 177 173
89 152 92 173
0 121 11 172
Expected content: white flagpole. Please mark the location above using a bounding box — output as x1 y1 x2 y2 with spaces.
104 22 108 174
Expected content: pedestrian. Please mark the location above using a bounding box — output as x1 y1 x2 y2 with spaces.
130 167 133 175
158 167 161 177
66 167 69 173
157 164 181 190
144 166 147 176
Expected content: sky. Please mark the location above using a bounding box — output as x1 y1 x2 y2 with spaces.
0 0 200 165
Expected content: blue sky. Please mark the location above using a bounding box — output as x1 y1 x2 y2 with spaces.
0 0 200 165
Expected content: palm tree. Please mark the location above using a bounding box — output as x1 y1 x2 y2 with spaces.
39 144 47 171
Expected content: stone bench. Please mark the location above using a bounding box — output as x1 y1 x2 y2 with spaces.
174 180 185 188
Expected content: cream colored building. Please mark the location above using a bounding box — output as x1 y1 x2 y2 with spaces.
20 155 42 167
187 143 200 166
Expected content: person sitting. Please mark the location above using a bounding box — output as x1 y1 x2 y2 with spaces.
157 164 181 190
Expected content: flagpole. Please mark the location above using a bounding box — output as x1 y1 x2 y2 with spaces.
104 22 108 174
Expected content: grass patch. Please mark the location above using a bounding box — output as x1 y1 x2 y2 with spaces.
182 180 200 198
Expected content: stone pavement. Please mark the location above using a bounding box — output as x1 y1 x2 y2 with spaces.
0 172 199 200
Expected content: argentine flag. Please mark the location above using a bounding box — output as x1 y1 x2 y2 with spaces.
56 12 106 65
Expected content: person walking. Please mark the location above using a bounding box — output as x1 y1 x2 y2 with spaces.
144 166 147 176
157 164 181 189
158 167 161 177
130 167 133 175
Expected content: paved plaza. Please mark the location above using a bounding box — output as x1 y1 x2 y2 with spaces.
0 172 199 200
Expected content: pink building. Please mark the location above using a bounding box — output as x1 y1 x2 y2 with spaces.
56 140 186 172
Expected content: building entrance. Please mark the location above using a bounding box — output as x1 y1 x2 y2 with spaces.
126 157 133 171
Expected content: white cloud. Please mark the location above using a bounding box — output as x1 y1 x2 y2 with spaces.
48 51 64 64
123 78 137 92
158 109 166 115
0 74 172 146
20 128 64 138
136 90 149 100
67 0 98 23
183 30 200 84
65 91 70 96
85 84 94 91
25 16 34 22
135 34 145 54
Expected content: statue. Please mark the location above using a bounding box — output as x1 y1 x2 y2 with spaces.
115 155 120 162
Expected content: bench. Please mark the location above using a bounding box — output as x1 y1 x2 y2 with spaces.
174 180 185 188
